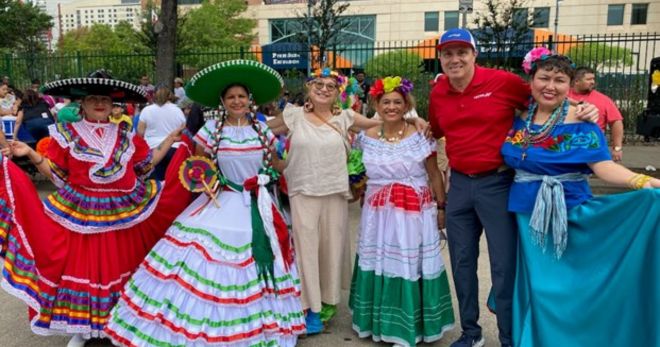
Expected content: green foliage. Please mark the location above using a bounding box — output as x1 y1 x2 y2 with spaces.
472 0 532 68
0 0 52 51
364 51 424 79
178 0 256 68
566 43 633 69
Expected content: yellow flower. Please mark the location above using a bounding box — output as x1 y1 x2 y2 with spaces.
382 76 402 93
511 131 524 145
652 70 660 87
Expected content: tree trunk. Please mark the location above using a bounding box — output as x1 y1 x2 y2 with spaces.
155 0 177 89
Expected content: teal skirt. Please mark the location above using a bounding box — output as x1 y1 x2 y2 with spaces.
513 188 660 347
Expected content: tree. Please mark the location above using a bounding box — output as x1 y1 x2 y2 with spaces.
0 0 52 52
472 0 533 68
364 51 423 79
297 0 351 67
177 0 256 68
566 43 633 70
154 0 178 89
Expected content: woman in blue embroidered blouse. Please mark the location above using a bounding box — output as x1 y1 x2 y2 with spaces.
501 50 660 347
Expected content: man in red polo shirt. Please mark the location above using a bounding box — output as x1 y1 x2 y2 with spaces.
569 66 624 161
429 28 525 347
429 29 600 347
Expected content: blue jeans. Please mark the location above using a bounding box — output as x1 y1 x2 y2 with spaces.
446 169 517 345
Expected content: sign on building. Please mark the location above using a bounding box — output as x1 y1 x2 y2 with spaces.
262 43 308 70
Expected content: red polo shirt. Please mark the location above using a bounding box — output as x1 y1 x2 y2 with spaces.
568 89 622 132
429 66 529 175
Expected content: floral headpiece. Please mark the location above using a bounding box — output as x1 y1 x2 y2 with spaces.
522 47 553 75
369 76 414 99
309 67 346 85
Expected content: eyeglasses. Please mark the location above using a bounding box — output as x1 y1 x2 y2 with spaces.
311 81 338 92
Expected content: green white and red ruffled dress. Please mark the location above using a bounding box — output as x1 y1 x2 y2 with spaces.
348 132 455 346
0 119 193 338
105 119 305 347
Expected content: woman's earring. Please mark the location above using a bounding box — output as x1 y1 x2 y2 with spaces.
303 101 314 112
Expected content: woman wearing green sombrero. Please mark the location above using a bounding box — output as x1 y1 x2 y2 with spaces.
105 60 306 346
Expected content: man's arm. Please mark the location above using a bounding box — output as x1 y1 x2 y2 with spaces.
610 120 624 161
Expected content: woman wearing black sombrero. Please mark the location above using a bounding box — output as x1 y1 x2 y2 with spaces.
105 60 306 346
0 70 194 346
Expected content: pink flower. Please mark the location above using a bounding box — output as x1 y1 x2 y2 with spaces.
522 47 553 74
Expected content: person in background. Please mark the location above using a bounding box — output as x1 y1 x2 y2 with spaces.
0 83 17 116
110 102 133 129
13 89 55 143
57 97 81 124
278 90 292 111
138 75 155 103
31 79 56 109
355 71 370 115
173 77 188 108
137 85 186 181
568 66 624 161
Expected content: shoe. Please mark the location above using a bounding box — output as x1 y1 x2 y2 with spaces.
450 333 485 347
66 334 86 347
305 311 324 335
320 303 337 322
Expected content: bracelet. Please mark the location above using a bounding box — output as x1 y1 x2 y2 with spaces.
437 200 447 210
33 155 45 166
628 173 652 190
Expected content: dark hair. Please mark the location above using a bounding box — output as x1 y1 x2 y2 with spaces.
220 83 250 100
186 103 205 135
574 66 596 81
31 79 41 85
23 89 40 107
293 92 305 106
531 55 576 81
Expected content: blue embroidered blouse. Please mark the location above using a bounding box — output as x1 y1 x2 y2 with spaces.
501 118 611 213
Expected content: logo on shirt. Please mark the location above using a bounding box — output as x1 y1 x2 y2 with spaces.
473 92 492 99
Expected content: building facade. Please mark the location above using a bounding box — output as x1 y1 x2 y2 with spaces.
246 0 659 44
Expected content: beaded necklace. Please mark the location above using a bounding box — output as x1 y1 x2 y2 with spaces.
521 98 569 160
378 121 407 143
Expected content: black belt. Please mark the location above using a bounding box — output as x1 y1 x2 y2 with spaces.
454 166 510 178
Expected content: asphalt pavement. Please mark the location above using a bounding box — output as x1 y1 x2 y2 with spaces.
0 145 657 347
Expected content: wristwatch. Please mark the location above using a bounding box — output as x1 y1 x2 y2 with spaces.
613 146 623 152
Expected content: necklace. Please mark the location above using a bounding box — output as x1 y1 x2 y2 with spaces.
378 121 407 143
521 98 569 160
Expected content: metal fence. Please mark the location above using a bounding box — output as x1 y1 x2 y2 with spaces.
2 32 659 133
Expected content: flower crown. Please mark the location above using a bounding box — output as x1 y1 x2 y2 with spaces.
369 76 414 99
522 47 576 75
309 67 346 85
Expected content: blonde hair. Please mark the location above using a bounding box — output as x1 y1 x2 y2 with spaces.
153 87 173 106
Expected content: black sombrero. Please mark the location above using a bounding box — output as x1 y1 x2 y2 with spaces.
185 60 284 108
41 70 147 103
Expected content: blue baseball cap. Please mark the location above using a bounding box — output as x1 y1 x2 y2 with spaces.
437 28 477 52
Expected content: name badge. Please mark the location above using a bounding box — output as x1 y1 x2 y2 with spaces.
41 112 49 119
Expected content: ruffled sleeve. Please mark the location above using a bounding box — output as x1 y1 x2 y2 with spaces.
46 123 71 188
282 106 301 131
132 134 154 180
193 119 217 154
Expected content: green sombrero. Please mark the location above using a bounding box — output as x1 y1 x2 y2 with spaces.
185 60 284 108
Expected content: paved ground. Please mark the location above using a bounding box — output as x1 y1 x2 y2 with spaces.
0 145 657 347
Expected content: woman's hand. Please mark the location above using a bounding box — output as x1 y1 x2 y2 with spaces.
167 125 185 143
10 141 34 158
408 117 432 139
437 209 446 230
1 145 11 158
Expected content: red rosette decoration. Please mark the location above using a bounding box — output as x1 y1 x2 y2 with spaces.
178 156 218 193
36 136 51 157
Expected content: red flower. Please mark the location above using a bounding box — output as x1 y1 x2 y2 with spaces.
539 137 556 149
369 79 384 98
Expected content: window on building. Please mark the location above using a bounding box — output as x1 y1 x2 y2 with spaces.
179 0 203 4
631 3 648 25
607 4 625 25
513 8 529 28
532 7 550 27
444 11 459 30
424 12 439 32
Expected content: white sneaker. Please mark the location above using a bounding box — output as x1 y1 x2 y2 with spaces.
66 334 86 347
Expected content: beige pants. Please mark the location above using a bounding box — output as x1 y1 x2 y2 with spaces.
290 193 348 312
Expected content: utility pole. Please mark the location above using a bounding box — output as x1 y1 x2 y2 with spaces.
554 0 561 44
458 0 473 29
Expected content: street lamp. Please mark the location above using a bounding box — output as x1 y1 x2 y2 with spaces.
553 0 563 43
307 0 314 75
